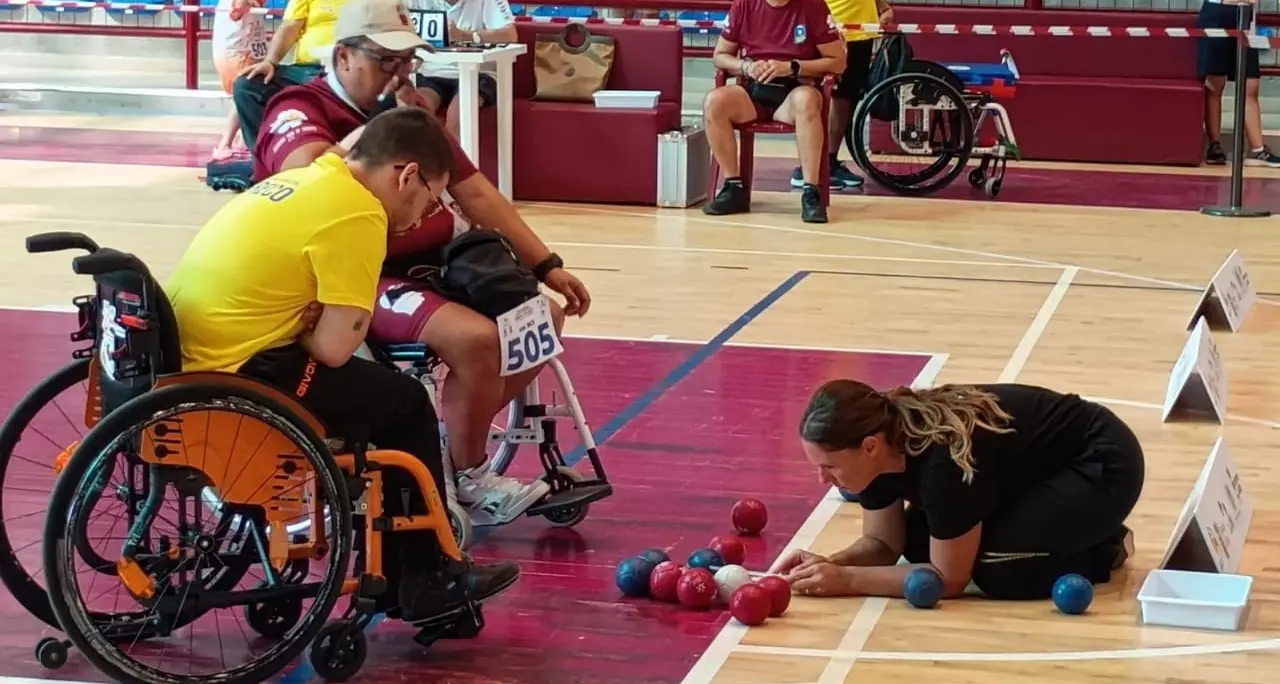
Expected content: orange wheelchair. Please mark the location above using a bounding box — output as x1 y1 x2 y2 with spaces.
7 232 499 684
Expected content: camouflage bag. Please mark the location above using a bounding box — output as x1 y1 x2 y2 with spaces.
533 23 616 102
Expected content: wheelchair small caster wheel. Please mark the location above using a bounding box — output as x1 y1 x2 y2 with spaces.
309 621 367 683
447 500 473 550
245 595 303 639
968 168 986 187
984 177 1002 198
35 637 68 670
542 466 589 528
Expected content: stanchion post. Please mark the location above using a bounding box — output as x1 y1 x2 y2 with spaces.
183 9 200 91
1201 1 1271 218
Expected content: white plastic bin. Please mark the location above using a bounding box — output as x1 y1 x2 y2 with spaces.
593 90 660 109
1137 568 1252 631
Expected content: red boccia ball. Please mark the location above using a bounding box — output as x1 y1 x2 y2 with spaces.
755 575 792 617
649 561 685 603
729 583 772 626
731 498 768 535
677 568 718 609
709 535 747 566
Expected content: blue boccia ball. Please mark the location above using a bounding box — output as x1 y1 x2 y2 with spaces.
904 567 944 609
639 548 670 565
838 488 860 502
687 548 725 571
616 556 657 598
1052 573 1094 615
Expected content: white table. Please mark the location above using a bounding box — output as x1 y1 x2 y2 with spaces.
421 44 527 199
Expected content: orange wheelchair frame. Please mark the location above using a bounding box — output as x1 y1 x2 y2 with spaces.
24 232 488 684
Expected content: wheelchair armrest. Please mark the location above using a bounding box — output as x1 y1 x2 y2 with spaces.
26 231 99 254
72 249 144 276
381 343 433 362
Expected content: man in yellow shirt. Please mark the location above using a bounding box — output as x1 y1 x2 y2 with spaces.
231 0 350 150
788 0 892 190
167 107 521 628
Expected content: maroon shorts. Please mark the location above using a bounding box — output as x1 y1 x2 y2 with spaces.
369 276 452 344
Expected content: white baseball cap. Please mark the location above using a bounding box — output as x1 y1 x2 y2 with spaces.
334 0 430 52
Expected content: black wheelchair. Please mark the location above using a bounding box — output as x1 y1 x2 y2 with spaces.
0 232 612 683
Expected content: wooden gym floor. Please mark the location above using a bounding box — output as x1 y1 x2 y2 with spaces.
2 113 1280 684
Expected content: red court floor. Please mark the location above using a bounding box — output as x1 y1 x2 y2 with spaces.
0 307 932 683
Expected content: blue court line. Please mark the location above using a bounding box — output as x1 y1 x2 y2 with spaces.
277 271 809 684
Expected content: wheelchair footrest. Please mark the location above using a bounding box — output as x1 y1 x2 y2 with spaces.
411 602 484 647
525 482 612 516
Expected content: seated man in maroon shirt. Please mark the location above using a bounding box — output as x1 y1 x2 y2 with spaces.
254 0 593 526
702 0 845 224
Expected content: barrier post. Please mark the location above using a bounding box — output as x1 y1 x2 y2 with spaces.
1200 1 1271 218
183 8 200 90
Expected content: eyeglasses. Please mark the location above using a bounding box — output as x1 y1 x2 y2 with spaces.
354 45 422 75
395 163 442 213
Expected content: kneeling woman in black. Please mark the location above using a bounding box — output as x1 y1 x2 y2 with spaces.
775 381 1144 601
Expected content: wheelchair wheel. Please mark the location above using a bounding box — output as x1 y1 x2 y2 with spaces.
485 396 526 476
0 358 89 628
852 70 975 196
44 381 353 684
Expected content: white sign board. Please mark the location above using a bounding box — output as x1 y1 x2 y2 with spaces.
1162 317 1228 424
1159 438 1253 575
1187 250 1257 333
409 9 448 49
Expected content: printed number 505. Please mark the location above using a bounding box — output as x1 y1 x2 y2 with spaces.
506 322 556 372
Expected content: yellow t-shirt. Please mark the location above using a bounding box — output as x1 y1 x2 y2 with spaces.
284 0 348 65
167 153 387 373
825 0 879 42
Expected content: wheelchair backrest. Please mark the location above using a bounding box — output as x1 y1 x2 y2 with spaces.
92 262 183 416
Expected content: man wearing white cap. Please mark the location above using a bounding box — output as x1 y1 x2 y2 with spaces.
254 0 594 536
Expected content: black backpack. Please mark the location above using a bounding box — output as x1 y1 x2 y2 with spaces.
384 229 541 320
845 34 915 158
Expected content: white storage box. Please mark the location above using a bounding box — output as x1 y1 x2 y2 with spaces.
593 90 660 109
1137 568 1252 631
656 126 709 208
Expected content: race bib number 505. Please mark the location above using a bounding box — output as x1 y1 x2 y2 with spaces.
496 294 564 377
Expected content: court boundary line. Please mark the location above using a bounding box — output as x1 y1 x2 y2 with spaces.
679 352 948 684
731 636 1280 662
540 204 1280 309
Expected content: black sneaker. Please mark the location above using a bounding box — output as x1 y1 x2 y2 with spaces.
791 158 865 189
1244 146 1280 168
1205 141 1227 166
703 180 750 215
1112 525 1135 570
398 559 520 623
800 184 827 223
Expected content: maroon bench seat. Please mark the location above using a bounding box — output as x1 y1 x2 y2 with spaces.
475 23 684 204
875 8 1205 166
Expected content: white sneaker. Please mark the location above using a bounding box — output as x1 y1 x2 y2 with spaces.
455 469 550 524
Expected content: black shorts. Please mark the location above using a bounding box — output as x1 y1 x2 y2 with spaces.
415 73 498 108
834 38 875 100
1197 1 1261 81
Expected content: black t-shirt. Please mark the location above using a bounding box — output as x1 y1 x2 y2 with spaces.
857 384 1103 540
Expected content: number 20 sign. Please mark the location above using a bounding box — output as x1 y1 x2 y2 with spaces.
497 295 565 377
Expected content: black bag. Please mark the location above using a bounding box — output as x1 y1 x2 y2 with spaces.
865 34 914 123
745 76 800 110
386 229 541 320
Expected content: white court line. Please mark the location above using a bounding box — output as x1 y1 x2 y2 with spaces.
998 268 1077 382
678 353 948 684
733 637 1280 662
1084 396 1280 430
542 204 1280 308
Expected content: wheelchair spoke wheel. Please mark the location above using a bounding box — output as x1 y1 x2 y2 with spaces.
0 357 91 628
852 70 975 197
45 382 352 684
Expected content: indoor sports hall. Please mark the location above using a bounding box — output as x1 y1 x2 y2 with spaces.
3 1 1280 683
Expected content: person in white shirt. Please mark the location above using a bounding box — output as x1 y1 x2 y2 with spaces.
211 0 268 159
410 0 517 137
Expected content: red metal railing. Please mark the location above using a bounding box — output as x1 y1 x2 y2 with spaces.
1 1 1278 90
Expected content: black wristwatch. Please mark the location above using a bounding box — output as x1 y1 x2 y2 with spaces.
533 253 564 282
790 59 801 78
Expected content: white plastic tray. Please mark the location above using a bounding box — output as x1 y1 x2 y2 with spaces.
1137 568 1252 631
593 90 660 109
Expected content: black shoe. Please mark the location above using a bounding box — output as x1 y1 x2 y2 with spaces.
800 184 827 223
1205 141 1227 166
703 180 750 215
398 559 520 623
1112 525 1135 570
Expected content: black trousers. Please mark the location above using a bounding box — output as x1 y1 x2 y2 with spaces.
238 344 447 604
231 64 325 150
903 404 1145 600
